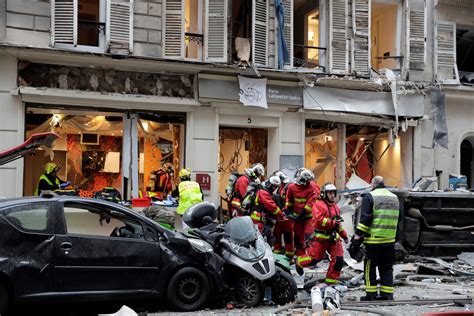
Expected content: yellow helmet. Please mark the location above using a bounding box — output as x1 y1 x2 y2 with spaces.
44 162 59 174
178 168 191 179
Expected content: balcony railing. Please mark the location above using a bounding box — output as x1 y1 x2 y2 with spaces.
185 32 204 60
78 19 105 47
293 44 326 70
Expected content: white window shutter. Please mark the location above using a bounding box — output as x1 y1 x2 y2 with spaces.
106 0 134 53
329 0 349 74
407 0 425 71
205 0 228 62
51 0 77 46
163 0 185 59
252 0 269 67
435 21 459 84
282 0 293 67
351 0 370 76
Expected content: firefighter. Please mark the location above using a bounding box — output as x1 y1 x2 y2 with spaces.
296 183 349 284
230 163 265 217
349 176 400 301
35 162 70 196
272 170 295 260
250 175 284 240
285 168 320 259
172 168 203 229
150 162 174 198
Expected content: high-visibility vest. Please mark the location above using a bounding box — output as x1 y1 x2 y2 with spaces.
364 188 400 244
176 181 203 215
34 174 60 196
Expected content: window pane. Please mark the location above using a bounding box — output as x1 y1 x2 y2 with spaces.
64 206 144 239
6 208 48 231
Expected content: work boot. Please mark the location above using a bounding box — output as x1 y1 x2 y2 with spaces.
377 293 394 301
360 293 377 301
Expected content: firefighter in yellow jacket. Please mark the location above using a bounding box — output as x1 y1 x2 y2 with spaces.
172 168 203 229
35 162 70 196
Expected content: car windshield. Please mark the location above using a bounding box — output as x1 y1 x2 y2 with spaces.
224 216 258 245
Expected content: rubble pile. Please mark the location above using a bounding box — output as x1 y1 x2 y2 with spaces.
271 252 474 315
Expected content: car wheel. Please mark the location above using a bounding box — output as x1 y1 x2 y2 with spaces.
0 283 9 315
269 267 297 305
166 267 210 312
234 274 263 307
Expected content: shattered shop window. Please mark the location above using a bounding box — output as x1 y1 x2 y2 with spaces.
457 26 474 83
293 1 321 68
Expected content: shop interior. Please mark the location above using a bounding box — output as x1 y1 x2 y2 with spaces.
305 121 404 188
24 107 184 199
218 127 268 201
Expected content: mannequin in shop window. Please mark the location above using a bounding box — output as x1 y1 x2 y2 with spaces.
34 162 71 196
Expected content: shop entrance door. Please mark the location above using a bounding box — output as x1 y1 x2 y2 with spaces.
217 127 268 216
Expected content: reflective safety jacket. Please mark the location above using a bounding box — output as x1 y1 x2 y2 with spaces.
312 200 348 241
285 182 320 219
176 181 203 215
356 187 400 244
250 188 283 223
35 174 61 196
231 175 251 209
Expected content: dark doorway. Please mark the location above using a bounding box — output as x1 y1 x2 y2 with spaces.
460 138 473 188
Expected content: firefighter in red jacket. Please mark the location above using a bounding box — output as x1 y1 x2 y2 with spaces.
296 183 349 284
285 168 320 258
272 170 295 260
231 163 265 217
250 175 284 237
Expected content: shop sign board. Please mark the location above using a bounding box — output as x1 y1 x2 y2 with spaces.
196 173 211 191
199 78 303 106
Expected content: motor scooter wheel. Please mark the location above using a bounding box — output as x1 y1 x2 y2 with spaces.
269 267 297 305
0 283 9 315
234 274 263 307
166 267 210 311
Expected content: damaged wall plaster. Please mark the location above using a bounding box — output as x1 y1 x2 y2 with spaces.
18 62 194 99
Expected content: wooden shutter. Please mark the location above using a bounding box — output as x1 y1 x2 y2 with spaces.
205 0 227 62
282 0 293 67
435 21 459 84
329 0 349 74
407 0 425 71
351 0 370 76
106 0 133 53
252 0 269 67
51 0 77 46
163 0 185 59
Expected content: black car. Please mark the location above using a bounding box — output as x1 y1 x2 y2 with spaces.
0 195 225 314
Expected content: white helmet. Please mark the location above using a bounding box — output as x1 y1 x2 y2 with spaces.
321 183 337 199
245 163 265 179
274 170 290 184
295 168 314 185
264 175 281 190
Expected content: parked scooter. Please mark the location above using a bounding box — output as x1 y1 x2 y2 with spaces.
182 202 297 306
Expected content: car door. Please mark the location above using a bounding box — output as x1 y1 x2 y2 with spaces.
52 201 161 294
0 201 60 299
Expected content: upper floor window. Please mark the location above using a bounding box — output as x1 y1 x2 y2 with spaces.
371 1 401 71
51 0 133 54
293 1 324 69
163 0 227 62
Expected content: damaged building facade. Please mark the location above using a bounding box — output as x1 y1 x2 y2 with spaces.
0 0 471 202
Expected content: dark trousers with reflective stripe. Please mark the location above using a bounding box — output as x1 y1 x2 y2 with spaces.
364 243 395 297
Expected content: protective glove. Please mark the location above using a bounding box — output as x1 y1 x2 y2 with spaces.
296 209 307 221
333 215 344 223
343 237 349 244
348 236 364 262
283 207 293 217
59 181 72 189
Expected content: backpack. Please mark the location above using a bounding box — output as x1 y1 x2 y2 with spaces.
241 182 262 213
94 187 122 203
225 171 244 198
